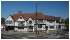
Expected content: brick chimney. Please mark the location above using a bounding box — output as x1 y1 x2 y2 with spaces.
18 11 22 14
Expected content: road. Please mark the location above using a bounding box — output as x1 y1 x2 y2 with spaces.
1 33 28 39
1 29 69 39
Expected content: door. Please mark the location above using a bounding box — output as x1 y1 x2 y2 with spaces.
45 26 48 30
29 26 33 32
8 26 14 32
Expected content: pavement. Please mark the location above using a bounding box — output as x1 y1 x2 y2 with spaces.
1 29 69 39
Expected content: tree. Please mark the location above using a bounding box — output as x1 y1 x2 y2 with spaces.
65 18 69 27
1 17 5 24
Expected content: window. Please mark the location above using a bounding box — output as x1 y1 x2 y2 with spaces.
9 21 12 23
49 21 53 23
21 22 23 24
6 21 12 24
47 20 54 23
29 26 33 29
59 25 61 29
50 26 54 29
56 20 59 23
29 21 32 24
38 20 43 23
38 25 42 28
20 17 22 19
18 27 24 29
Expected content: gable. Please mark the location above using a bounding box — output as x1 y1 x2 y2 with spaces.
5 15 14 22
17 16 25 21
28 18 33 21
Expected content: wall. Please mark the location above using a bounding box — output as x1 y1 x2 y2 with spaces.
17 16 25 21
14 27 28 32
5 16 14 26
34 25 46 31
27 18 34 26
15 16 26 26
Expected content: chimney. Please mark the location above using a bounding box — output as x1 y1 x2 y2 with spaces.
18 11 22 14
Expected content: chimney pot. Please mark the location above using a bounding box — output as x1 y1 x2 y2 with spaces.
18 11 22 14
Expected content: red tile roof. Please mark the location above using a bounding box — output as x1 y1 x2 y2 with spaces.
61 18 64 23
33 12 46 20
45 15 56 20
11 11 64 22
22 14 33 21
54 17 60 22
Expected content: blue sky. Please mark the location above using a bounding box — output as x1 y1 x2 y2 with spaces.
1 1 69 19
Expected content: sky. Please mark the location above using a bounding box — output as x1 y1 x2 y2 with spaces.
1 1 69 19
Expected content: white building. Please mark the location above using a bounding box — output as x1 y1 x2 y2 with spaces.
5 11 64 32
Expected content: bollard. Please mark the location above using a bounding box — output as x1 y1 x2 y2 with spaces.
47 30 49 33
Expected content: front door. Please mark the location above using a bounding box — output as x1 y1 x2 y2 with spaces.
29 26 33 32
45 26 48 30
8 26 14 32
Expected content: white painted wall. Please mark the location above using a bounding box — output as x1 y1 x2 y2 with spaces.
24 28 28 32
5 15 14 26
45 20 57 30
48 25 57 30
14 27 28 32
47 22 55 26
45 20 55 26
25 21 27 26
15 21 25 26
33 27 34 31
15 22 19 26
61 26 64 29
17 16 25 21
15 16 26 26
42 25 46 30
36 25 46 30
5 15 64 31
27 18 34 26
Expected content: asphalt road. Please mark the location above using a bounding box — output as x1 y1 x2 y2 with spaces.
1 33 69 39
1 29 69 39
1 33 28 39
57 37 69 39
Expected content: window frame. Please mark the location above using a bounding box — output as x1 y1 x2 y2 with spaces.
18 27 24 29
5 21 13 24
38 20 43 23
38 25 42 28
20 17 22 19
50 26 54 29
29 21 32 24
47 20 54 23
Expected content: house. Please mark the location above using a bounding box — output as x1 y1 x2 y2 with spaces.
5 11 64 32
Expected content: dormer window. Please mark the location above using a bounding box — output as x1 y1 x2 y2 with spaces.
20 17 22 19
29 21 32 24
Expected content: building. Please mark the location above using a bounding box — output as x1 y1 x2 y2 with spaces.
5 11 64 32
1 24 5 29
